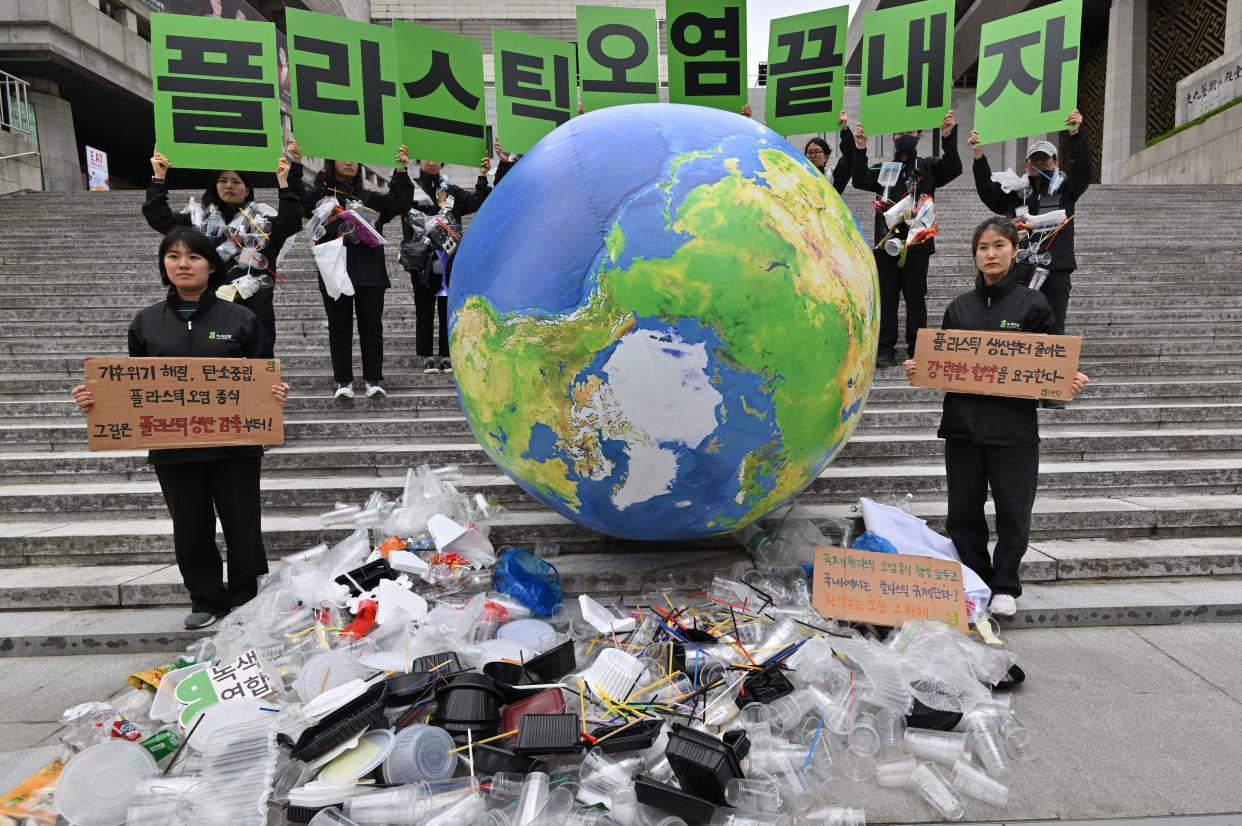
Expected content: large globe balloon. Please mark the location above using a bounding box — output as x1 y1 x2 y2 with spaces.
448 103 878 540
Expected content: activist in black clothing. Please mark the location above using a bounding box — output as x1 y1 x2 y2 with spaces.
968 109 1091 336
804 110 855 193
394 156 497 373
904 218 1088 616
303 149 414 398
143 143 305 357
852 111 963 367
71 229 290 630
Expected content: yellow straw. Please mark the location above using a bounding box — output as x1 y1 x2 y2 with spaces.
448 729 518 754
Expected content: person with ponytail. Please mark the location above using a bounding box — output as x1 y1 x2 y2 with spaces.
904 216 1089 618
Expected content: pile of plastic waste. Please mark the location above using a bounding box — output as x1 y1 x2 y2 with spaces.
0 467 1036 826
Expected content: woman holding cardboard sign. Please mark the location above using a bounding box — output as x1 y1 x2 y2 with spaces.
904 217 1088 618
71 228 291 630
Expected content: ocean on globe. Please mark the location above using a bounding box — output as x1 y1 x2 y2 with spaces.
448 103 878 541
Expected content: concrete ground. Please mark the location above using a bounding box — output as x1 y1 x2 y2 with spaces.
1 626 1241 823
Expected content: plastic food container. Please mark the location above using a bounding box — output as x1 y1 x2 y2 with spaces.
54 741 158 826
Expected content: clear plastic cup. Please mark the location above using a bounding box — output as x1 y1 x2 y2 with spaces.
873 709 906 759
309 808 362 826
800 806 866 826
425 793 486 826
724 777 785 813
344 786 419 824
999 711 1040 762
768 690 818 731
609 785 639 826
962 709 1012 781
903 728 971 765
847 712 880 756
485 772 527 803
514 771 550 826
537 786 577 819
909 762 965 820
951 757 1010 807
580 748 642 796
841 749 876 782
875 754 917 787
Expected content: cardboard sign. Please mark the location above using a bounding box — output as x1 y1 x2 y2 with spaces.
287 8 402 166
666 0 747 112
859 0 954 135
765 5 849 137
813 546 969 632
84 357 284 451
174 649 277 728
493 29 578 155
911 328 1081 401
577 6 661 110
85 146 109 191
394 20 488 167
974 0 1082 144
150 13 283 172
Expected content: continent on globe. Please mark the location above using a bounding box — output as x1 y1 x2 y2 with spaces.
448 103 878 541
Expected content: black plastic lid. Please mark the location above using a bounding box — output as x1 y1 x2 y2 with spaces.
736 667 795 706
721 729 750 762
285 682 389 762
665 724 745 806
524 639 577 682
466 743 537 775
993 663 1026 690
514 713 582 755
384 672 443 708
334 558 395 595
634 775 717 825
432 673 505 738
905 697 964 731
413 651 462 674
588 718 662 754
285 803 328 824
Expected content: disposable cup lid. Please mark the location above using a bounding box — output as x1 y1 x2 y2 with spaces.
382 725 456 784
54 740 157 826
294 651 369 703
317 728 396 784
187 699 277 753
477 638 535 666
583 648 646 704
495 618 556 651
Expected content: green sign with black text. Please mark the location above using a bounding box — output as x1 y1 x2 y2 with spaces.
394 20 488 167
576 6 660 111
666 0 747 112
765 5 849 137
493 29 578 155
859 0 954 135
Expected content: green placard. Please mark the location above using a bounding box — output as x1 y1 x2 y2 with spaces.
576 6 660 110
974 0 1082 144
666 0 747 112
287 8 402 167
859 0 954 135
150 13 282 172
492 29 578 155
764 5 849 137
394 21 487 167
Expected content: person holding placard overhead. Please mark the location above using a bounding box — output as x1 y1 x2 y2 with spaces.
303 148 414 400
903 217 1089 618
143 140 305 358
70 228 290 630
804 111 855 194
852 111 962 369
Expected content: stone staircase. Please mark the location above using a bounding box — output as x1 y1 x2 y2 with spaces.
1 182 1241 656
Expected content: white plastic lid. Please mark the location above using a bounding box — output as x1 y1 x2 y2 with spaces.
495 618 556 651
54 740 157 826
317 729 396 784
187 699 279 753
293 651 369 703
476 638 535 665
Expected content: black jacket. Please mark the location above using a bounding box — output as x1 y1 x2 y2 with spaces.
818 126 855 194
129 287 270 465
141 170 306 282
396 166 505 289
937 269 1056 447
303 170 414 289
972 130 1092 272
852 128 962 255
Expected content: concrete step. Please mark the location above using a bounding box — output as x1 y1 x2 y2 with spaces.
3 573 1240 656
1 496 1241 566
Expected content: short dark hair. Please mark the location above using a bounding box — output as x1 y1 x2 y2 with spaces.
803 137 832 160
200 169 254 211
158 227 229 288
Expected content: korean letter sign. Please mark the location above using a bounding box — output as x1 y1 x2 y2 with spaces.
813 546 970 632
84 358 284 451
911 328 1081 401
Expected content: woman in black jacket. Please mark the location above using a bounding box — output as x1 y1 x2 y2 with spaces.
71 228 290 630
904 217 1088 618
143 141 305 357
804 110 855 194
304 149 414 398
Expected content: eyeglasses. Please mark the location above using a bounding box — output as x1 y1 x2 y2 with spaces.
805 149 827 157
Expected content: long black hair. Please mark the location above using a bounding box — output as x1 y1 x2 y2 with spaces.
200 169 254 212
803 137 832 171
970 216 1020 275
158 227 229 289
313 159 367 199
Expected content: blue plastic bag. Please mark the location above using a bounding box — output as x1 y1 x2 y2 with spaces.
849 531 898 554
492 546 563 618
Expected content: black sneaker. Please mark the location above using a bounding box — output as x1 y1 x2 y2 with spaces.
1040 399 1066 409
184 611 218 630
423 357 440 374
875 351 896 369
438 357 453 374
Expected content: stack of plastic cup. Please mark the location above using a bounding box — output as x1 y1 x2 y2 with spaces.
903 728 971 765
381 725 456 785
909 762 966 820
344 786 420 824
609 786 640 826
873 709 906 758
800 806 866 826
950 757 1010 807
578 748 642 805
513 772 550 826
724 777 785 813
424 792 487 826
998 711 1040 761
847 712 880 756
961 709 1011 781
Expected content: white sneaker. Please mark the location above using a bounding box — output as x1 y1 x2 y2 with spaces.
333 383 355 400
990 594 1017 618
365 383 386 398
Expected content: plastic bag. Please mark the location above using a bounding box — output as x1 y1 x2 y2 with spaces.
849 531 897 553
313 237 353 300
492 547 562 618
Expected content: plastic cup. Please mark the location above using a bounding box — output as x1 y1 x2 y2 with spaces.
962 709 1012 781
514 771 550 826
909 762 965 820
580 748 642 797
344 786 419 824
805 806 866 826
424 792 486 826
583 648 647 703
768 690 818 731
875 754 917 787
841 749 876 782
903 728 971 765
951 757 1010 807
382 725 456 785
847 712 880 756
609 785 639 826
485 771 528 802
725 777 785 813
999 712 1040 762
54 740 158 826
309 808 362 826
873 709 906 759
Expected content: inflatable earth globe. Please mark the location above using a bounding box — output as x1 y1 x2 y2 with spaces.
448 103 878 541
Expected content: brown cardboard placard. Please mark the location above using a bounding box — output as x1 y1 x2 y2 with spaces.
812 545 970 632
84 357 284 451
911 328 1082 401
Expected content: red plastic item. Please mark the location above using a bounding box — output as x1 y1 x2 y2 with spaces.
377 536 406 557
342 600 378 639
501 688 567 733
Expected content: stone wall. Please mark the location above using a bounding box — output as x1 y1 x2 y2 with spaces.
0 129 43 195
1119 103 1242 184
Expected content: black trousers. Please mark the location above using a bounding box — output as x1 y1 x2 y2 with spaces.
876 250 930 358
412 278 449 358
239 286 276 358
154 457 267 615
1039 268 1073 335
320 282 386 385
943 438 1040 598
